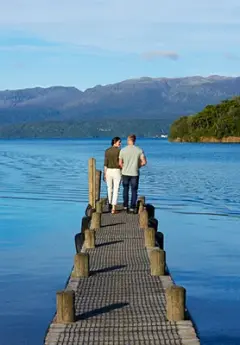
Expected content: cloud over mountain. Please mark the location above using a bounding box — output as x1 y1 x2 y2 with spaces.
142 51 179 61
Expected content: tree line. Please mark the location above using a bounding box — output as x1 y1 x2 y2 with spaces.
169 97 240 142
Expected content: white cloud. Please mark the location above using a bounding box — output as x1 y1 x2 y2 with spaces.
142 51 179 60
0 0 240 53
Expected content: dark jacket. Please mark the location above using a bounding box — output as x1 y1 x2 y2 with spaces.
104 146 120 169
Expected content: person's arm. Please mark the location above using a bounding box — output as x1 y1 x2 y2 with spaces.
140 151 147 167
119 150 123 169
104 151 108 181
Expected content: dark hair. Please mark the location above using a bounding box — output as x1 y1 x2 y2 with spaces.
128 134 136 143
111 137 121 146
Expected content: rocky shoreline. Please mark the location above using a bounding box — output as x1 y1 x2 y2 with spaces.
170 136 240 143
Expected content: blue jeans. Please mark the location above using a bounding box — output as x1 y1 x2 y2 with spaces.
122 175 139 209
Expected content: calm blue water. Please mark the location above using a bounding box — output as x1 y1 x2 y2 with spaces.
0 139 240 345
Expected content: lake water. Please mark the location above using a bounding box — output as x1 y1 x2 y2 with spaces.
0 139 240 345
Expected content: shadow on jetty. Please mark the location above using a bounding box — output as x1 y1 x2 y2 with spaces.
96 240 124 247
101 222 125 228
76 303 129 320
91 265 127 275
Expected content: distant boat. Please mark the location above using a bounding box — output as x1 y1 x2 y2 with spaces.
153 134 168 139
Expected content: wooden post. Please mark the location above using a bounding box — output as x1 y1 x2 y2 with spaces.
156 232 164 250
100 197 107 212
166 286 186 321
81 216 91 233
138 200 145 214
88 158 96 208
100 197 107 205
139 209 148 229
138 196 145 214
96 200 103 214
138 196 145 204
95 170 102 202
85 229 95 249
150 248 165 275
146 204 155 219
90 212 101 230
72 253 89 277
56 290 75 323
144 227 155 248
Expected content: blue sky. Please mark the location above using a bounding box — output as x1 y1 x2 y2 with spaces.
0 0 240 90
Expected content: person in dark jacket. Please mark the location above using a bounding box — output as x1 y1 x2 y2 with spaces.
104 137 122 214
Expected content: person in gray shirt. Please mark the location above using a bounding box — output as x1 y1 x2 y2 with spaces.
119 134 147 213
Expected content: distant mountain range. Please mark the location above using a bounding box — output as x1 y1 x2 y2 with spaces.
0 75 240 138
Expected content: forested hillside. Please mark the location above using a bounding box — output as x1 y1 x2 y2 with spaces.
169 97 240 142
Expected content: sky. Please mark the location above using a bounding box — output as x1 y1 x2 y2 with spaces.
0 0 240 90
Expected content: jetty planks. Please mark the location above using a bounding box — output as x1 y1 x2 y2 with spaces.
44 207 200 345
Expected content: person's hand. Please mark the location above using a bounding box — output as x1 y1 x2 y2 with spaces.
103 173 106 182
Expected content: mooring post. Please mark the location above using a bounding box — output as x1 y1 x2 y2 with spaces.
88 158 96 208
144 227 155 248
145 204 155 219
138 202 144 213
72 253 89 278
84 229 96 249
138 196 146 204
139 209 148 229
100 197 107 205
150 248 166 276
138 196 145 214
90 211 101 230
148 217 158 231
95 169 102 202
156 231 164 250
100 197 108 211
96 200 103 214
166 286 186 321
56 290 75 323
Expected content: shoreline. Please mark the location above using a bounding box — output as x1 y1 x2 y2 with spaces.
170 136 240 143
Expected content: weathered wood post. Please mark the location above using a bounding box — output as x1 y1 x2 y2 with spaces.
150 248 166 275
84 229 95 249
100 197 107 205
90 212 101 230
139 209 148 229
148 218 158 231
138 196 145 214
56 290 75 323
138 196 146 204
166 286 186 321
144 228 155 248
146 204 155 219
88 158 96 208
72 253 89 277
95 169 102 202
156 232 164 249
138 202 144 214
96 200 103 214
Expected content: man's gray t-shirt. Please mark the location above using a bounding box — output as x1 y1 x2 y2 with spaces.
119 145 144 176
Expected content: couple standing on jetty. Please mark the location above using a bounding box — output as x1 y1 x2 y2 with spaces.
104 134 147 214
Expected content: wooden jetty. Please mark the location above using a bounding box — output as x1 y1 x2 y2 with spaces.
44 158 200 345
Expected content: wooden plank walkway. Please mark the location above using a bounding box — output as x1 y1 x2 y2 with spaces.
44 207 200 345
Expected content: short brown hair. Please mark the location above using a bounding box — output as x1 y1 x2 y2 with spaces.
128 134 136 143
